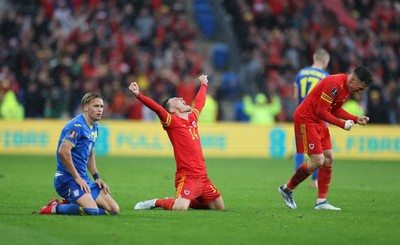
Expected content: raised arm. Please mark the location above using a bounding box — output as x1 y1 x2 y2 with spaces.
192 75 208 116
128 82 169 122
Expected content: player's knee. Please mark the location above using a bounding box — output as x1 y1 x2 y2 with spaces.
319 156 326 166
209 197 225 210
217 200 225 210
311 156 324 168
110 204 120 214
172 202 189 211
82 207 99 215
173 206 189 211
211 203 225 210
324 155 334 166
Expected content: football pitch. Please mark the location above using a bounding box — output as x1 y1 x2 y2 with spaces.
0 155 399 245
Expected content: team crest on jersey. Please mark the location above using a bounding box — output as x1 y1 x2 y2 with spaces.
192 121 197 128
68 130 78 139
88 132 95 139
330 87 338 97
183 190 190 196
73 189 79 197
309 144 315 150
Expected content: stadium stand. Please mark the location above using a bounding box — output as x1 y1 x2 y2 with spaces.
0 0 398 123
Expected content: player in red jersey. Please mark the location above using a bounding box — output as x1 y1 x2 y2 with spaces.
278 66 372 210
129 74 225 211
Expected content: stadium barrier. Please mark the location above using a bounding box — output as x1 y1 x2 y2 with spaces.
0 120 399 160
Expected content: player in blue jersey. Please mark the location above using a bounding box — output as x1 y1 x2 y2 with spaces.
293 49 330 188
39 92 119 215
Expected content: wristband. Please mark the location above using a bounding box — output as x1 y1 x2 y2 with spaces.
93 173 100 180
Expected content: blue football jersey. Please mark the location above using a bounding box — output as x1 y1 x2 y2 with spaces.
294 66 329 105
56 114 98 182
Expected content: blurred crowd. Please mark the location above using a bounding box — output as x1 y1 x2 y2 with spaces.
223 0 400 124
0 0 203 121
0 0 399 124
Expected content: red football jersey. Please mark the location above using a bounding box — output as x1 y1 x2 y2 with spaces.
294 74 358 129
137 84 208 176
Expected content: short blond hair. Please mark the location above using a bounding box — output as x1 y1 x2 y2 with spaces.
81 92 103 108
313 49 330 63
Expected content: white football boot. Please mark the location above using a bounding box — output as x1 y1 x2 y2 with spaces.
278 185 297 209
134 199 157 210
314 200 341 210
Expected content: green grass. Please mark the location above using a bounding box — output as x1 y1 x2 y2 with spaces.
0 155 399 245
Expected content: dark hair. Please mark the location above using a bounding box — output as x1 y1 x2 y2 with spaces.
353 66 372 85
81 92 103 107
162 98 171 112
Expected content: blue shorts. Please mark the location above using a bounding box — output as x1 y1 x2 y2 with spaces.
54 172 101 203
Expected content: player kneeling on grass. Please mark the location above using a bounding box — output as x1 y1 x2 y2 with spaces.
39 92 119 215
278 66 372 211
129 75 225 211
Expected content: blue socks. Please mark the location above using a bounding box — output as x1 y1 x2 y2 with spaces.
294 153 305 171
56 204 101 215
98 207 117 215
56 204 82 215
312 168 319 181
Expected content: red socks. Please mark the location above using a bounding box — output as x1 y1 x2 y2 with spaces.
155 198 209 210
155 198 175 210
287 162 313 190
317 165 332 199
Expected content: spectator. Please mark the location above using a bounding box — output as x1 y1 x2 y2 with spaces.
0 0 398 125
242 92 281 125
0 90 24 120
342 93 366 117
198 86 219 124
367 90 389 124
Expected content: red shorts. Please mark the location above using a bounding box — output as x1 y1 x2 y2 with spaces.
294 121 332 155
174 174 221 205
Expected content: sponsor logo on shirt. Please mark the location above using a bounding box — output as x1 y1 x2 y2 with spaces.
68 130 78 140
309 144 315 150
330 87 338 97
183 190 190 196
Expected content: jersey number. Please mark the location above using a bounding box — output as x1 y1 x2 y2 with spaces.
300 76 320 98
188 128 198 139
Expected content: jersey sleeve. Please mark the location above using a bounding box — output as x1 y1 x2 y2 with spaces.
62 123 83 147
331 107 358 122
191 83 207 119
136 93 170 125
315 82 346 129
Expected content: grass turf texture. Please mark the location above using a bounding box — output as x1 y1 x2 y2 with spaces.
0 155 399 245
